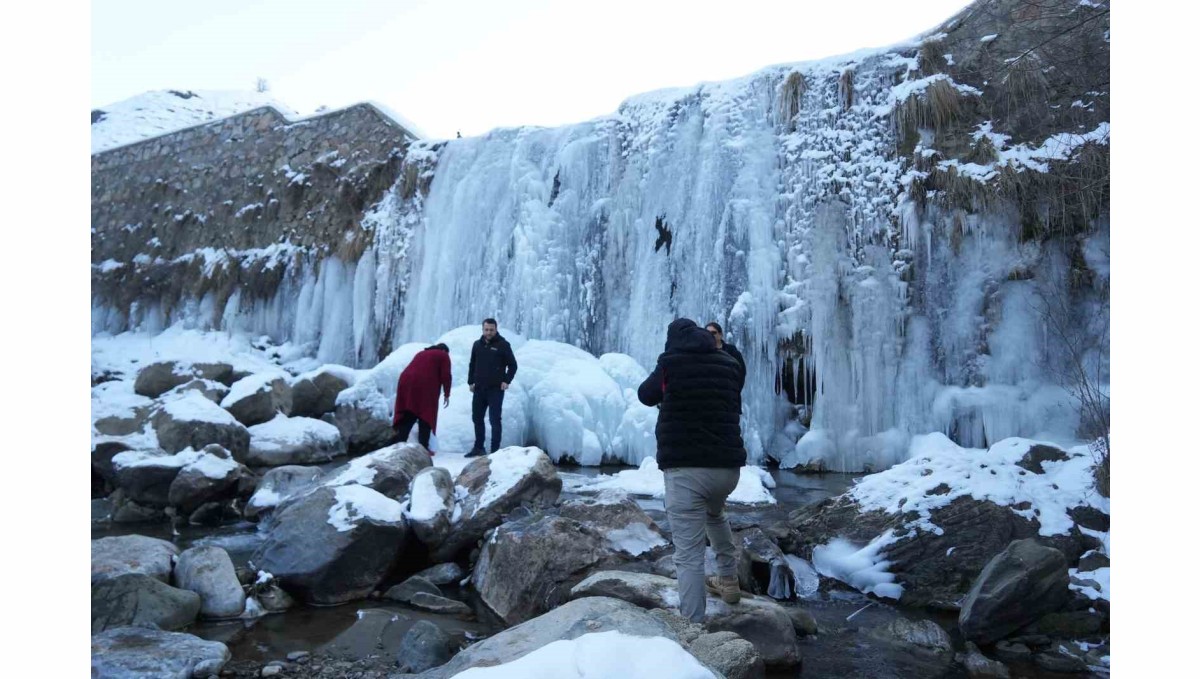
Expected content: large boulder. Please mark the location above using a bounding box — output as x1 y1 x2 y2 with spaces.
414 597 685 679
134 361 194 398
244 464 324 520
92 534 179 585
166 445 243 514
570 570 800 668
112 445 238 509
428 446 562 562
558 493 670 558
290 366 354 418
174 545 246 619
383 575 441 604
151 391 250 461
958 538 1071 644
322 442 431 501
93 407 152 437
221 372 294 427
251 485 409 605
689 631 765 679
472 515 612 625
91 440 132 489
331 382 395 453
245 414 345 466
789 437 1105 608
92 573 201 633
91 627 231 678
406 466 455 546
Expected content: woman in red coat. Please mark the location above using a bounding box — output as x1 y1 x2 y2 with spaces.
393 343 451 454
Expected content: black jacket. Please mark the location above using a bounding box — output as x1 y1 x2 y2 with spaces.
467 334 518 389
721 341 746 375
637 319 746 469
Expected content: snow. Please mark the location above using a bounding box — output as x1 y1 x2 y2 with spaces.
91 89 298 154
449 630 715 679
563 457 777 505
327 484 405 532
90 326 286 379
605 523 669 556
407 472 447 521
323 452 381 488
1070 564 1110 602
812 533 904 600
848 434 1108 537
91 379 153 422
247 414 342 454
161 390 241 426
783 554 821 599
477 447 544 510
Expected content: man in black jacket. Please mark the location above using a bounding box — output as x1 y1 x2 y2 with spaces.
705 321 746 375
467 318 518 456
638 318 746 623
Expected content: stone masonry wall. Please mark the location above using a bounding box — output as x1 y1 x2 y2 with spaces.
91 103 418 329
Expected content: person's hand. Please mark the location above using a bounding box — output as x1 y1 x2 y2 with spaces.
500 382 509 391
468 383 475 393
443 396 450 408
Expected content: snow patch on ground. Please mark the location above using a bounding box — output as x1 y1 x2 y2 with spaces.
563 457 776 505
450 630 715 679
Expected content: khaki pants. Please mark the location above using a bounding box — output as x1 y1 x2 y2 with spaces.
664 467 740 623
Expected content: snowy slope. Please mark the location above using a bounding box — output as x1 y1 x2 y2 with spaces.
91 89 298 154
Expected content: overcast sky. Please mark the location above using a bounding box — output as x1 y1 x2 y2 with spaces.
92 0 972 140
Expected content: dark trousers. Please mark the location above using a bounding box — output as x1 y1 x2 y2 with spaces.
472 387 505 452
395 410 431 449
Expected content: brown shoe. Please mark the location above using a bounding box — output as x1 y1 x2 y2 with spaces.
706 575 742 604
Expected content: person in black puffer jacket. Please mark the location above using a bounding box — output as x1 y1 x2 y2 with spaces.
637 318 746 623
467 318 518 456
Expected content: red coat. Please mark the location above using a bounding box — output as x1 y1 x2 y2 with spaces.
393 349 451 433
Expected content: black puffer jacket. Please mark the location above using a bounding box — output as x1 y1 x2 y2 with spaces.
637 319 746 469
467 334 518 389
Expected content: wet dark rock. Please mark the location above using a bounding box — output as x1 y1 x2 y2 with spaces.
166 445 243 513
959 641 1010 678
1077 550 1109 571
785 605 819 636
383 575 441 603
395 620 453 674
690 630 765 679
1034 649 1089 673
1019 609 1105 638
92 440 132 486
92 573 201 633
413 562 466 586
959 539 1070 644
865 618 953 660
407 592 473 617
993 640 1033 662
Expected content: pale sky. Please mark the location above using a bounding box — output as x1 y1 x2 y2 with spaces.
92 0 972 140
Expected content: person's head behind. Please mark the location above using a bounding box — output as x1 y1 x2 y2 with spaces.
425 343 450 352
665 318 716 352
705 322 724 343
482 318 498 340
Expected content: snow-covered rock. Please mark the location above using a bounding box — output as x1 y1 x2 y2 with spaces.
570 571 800 668
406 466 455 546
151 391 250 460
428 446 561 562
557 494 669 558
221 371 293 426
413 597 691 679
321 442 431 501
244 465 323 520
245 414 345 466
251 485 409 605
289 365 355 418
790 435 1108 607
331 381 395 453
